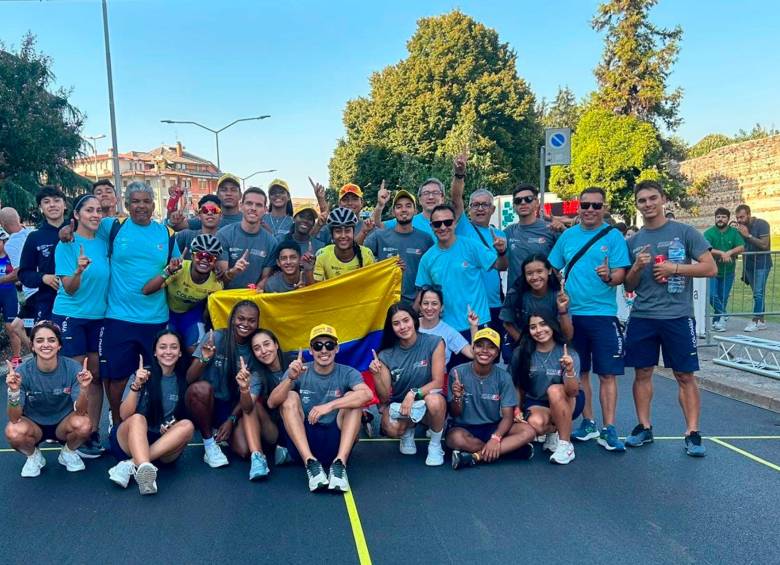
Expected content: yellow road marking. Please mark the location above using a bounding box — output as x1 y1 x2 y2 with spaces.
708 438 780 472
343 489 372 565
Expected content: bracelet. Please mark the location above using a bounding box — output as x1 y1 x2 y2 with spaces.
453 173 466 180
564 373 577 379
228 415 238 424
490 433 502 443
453 395 463 403
674 264 679 274
239 386 250 394
413 388 425 401
199 356 211 365
130 385 142 392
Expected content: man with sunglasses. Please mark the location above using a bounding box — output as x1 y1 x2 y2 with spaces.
548 187 631 452
176 195 223 259
416 204 505 341
177 173 245 231
142 233 223 353
504 184 559 290
267 324 373 493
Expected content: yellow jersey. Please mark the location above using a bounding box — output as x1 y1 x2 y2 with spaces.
164 260 223 313
313 244 375 281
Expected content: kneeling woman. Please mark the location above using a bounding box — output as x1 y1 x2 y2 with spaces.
513 313 583 465
370 303 447 466
5 321 93 477
107 331 195 495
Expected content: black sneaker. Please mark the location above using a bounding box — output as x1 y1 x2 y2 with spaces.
684 431 706 457
78 434 105 459
327 458 350 492
517 443 534 461
626 424 654 447
451 450 476 470
305 459 329 492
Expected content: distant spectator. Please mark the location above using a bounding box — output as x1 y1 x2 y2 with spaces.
704 207 745 331
735 204 772 332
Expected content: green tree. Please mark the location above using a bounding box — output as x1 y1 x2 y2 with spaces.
542 86 581 130
687 133 731 159
329 10 541 203
592 0 683 130
0 34 87 210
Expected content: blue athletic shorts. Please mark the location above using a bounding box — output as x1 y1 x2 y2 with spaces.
571 315 624 376
523 389 586 421
168 305 205 350
286 420 341 468
447 422 496 443
624 316 699 373
51 314 102 358
0 287 18 323
99 319 167 381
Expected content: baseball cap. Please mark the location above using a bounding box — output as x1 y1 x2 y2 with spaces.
217 173 242 190
392 189 417 207
268 179 290 193
293 203 318 217
472 327 500 348
309 324 338 342
0 228 9 242
339 183 363 199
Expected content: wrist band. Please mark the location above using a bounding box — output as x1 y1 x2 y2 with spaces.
453 173 466 179
130 384 142 392
414 388 425 401
490 433 502 443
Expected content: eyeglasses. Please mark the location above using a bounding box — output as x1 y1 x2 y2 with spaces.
311 340 337 352
469 202 491 210
419 190 443 198
580 202 604 210
513 196 535 205
194 251 217 262
430 219 455 229
199 205 221 215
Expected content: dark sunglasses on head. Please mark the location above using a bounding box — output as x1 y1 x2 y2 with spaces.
311 340 337 352
430 219 455 229
513 195 535 205
580 202 604 210
199 205 221 215
194 251 217 262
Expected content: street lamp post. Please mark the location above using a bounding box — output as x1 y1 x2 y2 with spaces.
240 169 277 188
101 0 123 212
160 115 271 171
84 134 106 181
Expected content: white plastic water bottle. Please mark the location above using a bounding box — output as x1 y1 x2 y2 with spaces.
667 238 686 294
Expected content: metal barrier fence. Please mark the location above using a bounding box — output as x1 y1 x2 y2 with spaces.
704 250 778 322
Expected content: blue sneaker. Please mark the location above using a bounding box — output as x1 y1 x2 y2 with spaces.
626 424 654 447
684 431 706 457
572 418 599 442
596 425 626 452
249 452 270 481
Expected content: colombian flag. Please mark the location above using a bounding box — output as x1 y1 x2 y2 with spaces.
207 259 402 401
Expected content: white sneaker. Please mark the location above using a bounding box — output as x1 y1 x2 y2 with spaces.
399 429 417 455
108 460 135 488
744 322 759 332
712 321 726 332
135 462 158 495
535 434 547 443
21 448 46 478
756 321 768 331
549 440 575 465
58 446 85 472
425 442 445 466
543 431 560 453
203 442 229 468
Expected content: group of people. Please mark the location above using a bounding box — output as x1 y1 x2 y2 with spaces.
6 153 770 495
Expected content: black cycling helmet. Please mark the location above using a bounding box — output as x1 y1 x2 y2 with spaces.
190 233 222 256
327 206 358 229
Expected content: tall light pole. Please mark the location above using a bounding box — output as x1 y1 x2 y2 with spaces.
84 134 106 181
241 169 277 188
101 0 123 211
160 115 271 171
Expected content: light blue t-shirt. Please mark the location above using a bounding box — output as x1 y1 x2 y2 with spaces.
385 212 471 238
459 222 506 308
53 234 110 319
548 224 631 317
98 218 181 324
415 237 497 331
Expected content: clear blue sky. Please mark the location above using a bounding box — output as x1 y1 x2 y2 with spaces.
3 0 778 198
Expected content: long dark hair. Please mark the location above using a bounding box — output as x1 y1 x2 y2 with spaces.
379 303 420 352
249 328 290 394
515 254 561 295
224 300 260 403
145 330 188 428
512 311 568 390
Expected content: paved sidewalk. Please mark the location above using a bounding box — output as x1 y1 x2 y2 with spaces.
656 316 780 412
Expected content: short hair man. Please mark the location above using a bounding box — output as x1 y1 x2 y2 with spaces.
734 204 773 331
176 194 223 259
703 207 745 331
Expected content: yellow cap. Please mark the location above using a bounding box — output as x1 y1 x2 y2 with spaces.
472 327 500 348
268 178 290 193
339 183 363 199
217 173 241 189
392 189 417 207
293 203 318 217
309 324 338 342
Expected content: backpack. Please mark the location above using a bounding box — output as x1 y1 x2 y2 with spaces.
107 217 177 263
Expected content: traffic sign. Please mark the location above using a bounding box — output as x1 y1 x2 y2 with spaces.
544 127 571 166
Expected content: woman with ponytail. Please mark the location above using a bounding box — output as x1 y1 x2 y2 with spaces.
313 207 374 281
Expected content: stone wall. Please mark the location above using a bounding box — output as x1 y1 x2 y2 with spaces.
673 134 780 234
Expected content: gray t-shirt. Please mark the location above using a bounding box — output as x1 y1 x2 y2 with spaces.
188 213 243 231
217 223 278 289
18 357 81 425
504 220 558 288
627 220 711 319
744 217 773 271
176 229 206 259
264 271 297 293
250 351 295 397
262 213 295 239
419 321 468 366
378 332 442 402
122 372 181 431
365 227 434 303
500 287 558 326
522 344 581 403
193 330 255 401
285 362 364 425
447 362 517 426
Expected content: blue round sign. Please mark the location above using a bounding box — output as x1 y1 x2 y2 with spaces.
550 133 566 148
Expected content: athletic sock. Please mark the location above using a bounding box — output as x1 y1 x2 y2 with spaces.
429 428 443 448
402 428 415 439
203 437 216 448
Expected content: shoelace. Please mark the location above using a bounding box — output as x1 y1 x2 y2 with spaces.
631 424 646 436
687 432 702 446
331 460 345 478
307 460 323 477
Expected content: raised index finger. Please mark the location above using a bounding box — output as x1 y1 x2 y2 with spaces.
241 249 250 261
239 356 247 370
372 349 379 362
6 359 14 374
563 344 568 357
297 348 303 362
138 354 144 371
82 357 88 371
